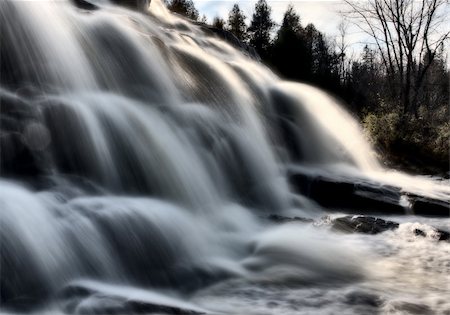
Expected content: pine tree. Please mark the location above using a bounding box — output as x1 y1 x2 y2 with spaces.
212 16 225 30
167 0 199 21
271 5 306 80
248 0 275 60
227 4 247 41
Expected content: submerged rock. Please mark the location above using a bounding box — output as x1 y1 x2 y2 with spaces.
266 214 314 224
332 216 399 234
71 0 98 10
331 215 450 241
59 281 205 315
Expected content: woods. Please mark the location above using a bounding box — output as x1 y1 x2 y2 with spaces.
166 0 449 174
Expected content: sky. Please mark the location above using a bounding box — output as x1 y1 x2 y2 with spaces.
194 0 362 54
193 0 450 63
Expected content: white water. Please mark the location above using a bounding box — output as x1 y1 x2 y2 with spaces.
0 0 449 314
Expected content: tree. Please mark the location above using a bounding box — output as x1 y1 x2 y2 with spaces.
248 0 275 60
271 5 307 79
336 19 350 83
212 16 225 30
167 0 199 21
345 0 450 115
199 14 208 24
227 4 248 41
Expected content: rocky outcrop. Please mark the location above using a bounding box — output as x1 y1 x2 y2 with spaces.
332 216 399 234
288 169 450 217
267 213 450 241
288 171 405 214
332 215 450 241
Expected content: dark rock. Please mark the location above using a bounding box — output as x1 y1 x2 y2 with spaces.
436 229 450 241
266 214 314 224
414 228 450 241
332 216 399 235
345 291 382 308
409 195 450 216
414 228 427 237
289 172 406 215
110 0 151 10
332 216 450 242
71 0 98 10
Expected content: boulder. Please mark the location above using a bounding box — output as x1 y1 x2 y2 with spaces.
332 216 399 234
332 215 450 241
288 172 406 215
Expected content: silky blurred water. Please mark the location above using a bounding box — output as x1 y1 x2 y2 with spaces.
0 0 449 314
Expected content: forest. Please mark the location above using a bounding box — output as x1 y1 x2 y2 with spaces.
167 0 450 175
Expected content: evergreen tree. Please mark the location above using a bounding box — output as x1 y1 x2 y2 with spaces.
248 0 275 60
167 0 199 21
199 14 208 24
212 16 225 30
271 5 306 80
227 4 248 41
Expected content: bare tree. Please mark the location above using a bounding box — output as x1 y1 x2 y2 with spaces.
337 18 350 83
344 0 449 115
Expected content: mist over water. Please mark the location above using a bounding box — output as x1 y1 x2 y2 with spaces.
1 0 449 314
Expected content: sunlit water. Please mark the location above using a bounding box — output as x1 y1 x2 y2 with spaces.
0 0 449 314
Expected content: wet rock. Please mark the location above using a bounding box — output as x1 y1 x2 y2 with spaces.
110 0 151 10
71 0 99 10
414 228 427 237
413 228 450 241
345 291 382 308
332 216 399 234
409 195 450 216
266 214 314 224
332 216 450 242
288 172 406 215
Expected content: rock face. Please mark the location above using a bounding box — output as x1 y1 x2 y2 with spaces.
289 172 406 214
288 170 450 217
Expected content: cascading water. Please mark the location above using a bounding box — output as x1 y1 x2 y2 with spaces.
1 0 449 314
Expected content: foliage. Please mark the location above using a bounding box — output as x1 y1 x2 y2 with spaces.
167 0 199 21
248 0 275 60
227 4 248 41
212 16 225 30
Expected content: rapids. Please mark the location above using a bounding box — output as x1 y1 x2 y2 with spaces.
0 0 449 314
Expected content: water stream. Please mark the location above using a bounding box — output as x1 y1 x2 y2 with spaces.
1 1 449 314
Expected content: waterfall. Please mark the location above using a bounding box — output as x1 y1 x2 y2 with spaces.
1 0 449 314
